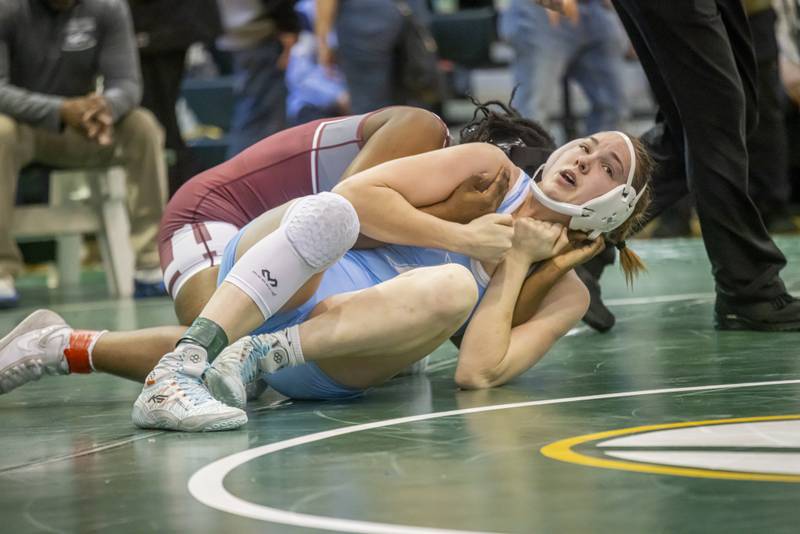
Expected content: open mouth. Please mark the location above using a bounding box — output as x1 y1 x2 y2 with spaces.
559 170 577 187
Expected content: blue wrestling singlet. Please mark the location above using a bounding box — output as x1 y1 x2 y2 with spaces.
217 169 532 399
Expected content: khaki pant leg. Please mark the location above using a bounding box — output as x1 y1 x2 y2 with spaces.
113 108 168 271
0 114 35 278
31 122 116 168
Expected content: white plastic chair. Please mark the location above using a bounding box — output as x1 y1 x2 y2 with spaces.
11 166 134 298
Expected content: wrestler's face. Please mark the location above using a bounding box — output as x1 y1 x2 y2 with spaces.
538 132 631 205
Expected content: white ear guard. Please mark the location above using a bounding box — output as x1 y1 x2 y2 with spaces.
529 131 647 240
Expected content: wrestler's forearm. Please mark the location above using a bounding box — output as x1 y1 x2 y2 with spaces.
419 201 470 224
350 199 464 249
511 261 568 326
336 143 510 254
455 254 529 388
349 186 478 249
335 180 469 251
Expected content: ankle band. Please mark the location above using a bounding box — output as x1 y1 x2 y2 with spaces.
178 317 228 361
64 330 104 374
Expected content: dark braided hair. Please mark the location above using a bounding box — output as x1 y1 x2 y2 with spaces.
458 91 556 151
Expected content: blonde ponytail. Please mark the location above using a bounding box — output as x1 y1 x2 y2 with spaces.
606 134 656 288
616 241 646 288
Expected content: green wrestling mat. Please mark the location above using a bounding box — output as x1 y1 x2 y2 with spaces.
1 237 799 533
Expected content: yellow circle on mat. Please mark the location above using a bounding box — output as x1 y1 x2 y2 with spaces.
540 414 800 483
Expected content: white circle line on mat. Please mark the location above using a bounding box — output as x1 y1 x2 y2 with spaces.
189 378 800 534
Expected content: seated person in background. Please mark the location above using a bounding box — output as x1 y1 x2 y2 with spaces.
0 0 169 306
286 0 350 125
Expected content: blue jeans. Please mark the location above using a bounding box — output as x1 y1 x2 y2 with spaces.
227 38 287 158
335 0 405 114
500 0 625 136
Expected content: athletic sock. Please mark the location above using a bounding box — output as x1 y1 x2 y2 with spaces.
63 330 107 374
256 327 305 375
283 325 305 367
175 317 229 376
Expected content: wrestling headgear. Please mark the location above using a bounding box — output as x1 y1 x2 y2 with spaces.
529 131 647 239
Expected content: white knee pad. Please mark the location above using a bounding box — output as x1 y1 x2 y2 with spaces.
225 193 360 320
281 192 360 270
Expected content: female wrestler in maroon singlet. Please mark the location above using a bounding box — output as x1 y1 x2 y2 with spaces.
0 102 556 390
159 107 473 326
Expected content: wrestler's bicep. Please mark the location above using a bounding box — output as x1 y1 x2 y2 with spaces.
340 107 449 180
337 143 511 207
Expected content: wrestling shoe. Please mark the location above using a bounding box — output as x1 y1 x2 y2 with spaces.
714 293 800 331
0 309 70 394
205 332 292 410
132 344 247 432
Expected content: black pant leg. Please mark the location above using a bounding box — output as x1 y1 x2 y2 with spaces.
717 0 760 137
612 0 786 300
140 50 187 152
140 49 190 194
748 58 791 218
636 119 692 225
611 3 690 226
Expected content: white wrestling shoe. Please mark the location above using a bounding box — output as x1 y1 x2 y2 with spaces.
132 344 247 432
0 309 70 394
204 332 291 410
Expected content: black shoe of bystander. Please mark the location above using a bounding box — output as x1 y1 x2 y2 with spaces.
575 266 615 333
715 293 800 331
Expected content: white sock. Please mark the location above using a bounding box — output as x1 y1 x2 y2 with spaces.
284 325 305 367
87 330 108 372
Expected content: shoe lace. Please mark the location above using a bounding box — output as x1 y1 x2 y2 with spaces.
772 293 796 310
238 338 263 385
173 373 216 407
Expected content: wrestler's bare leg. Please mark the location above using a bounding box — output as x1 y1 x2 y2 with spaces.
205 264 478 407
303 264 479 389
90 266 222 381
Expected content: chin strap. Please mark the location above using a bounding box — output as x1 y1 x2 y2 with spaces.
529 170 588 218
528 131 645 238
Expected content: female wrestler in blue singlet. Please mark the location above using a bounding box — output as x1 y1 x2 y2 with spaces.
199 130 655 415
